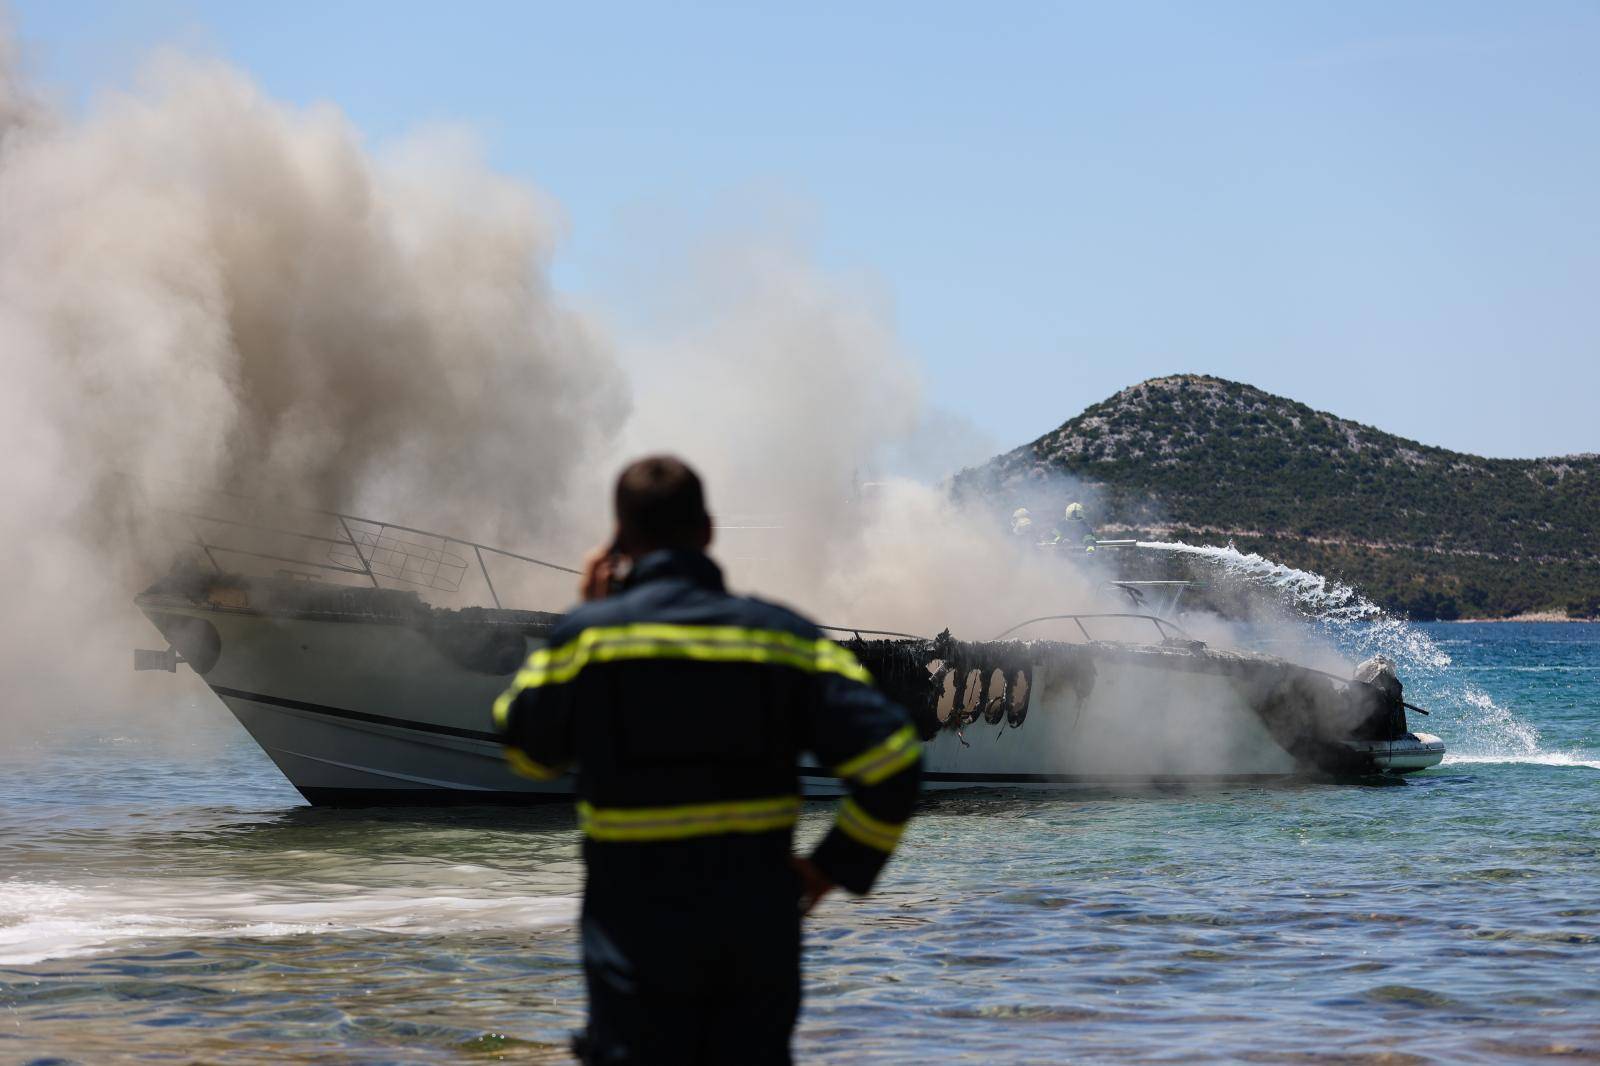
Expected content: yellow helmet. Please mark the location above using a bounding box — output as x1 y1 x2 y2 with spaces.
1064 502 1086 522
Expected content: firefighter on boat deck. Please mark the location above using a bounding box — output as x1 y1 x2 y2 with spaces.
1010 507 1034 538
1054 501 1098 553
495 456 921 1066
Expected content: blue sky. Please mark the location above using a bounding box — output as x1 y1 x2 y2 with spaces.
10 1 1599 459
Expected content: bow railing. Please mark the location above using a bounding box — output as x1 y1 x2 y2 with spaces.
151 486 576 610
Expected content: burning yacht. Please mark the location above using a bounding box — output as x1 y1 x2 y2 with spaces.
133 497 1444 805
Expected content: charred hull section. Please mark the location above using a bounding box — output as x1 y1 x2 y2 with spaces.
847 633 1432 779
134 570 1444 807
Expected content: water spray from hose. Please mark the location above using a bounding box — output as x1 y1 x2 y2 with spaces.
1138 540 1543 759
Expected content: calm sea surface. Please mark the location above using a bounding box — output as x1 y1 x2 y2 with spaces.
3 622 1597 1064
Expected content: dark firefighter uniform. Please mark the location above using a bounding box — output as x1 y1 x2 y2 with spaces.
494 549 921 1066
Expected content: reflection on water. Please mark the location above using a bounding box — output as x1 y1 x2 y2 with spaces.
3 624 1599 1063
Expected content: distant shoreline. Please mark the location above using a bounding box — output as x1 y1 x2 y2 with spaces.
1443 613 1594 624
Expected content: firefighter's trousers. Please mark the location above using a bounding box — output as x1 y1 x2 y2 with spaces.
574 843 802 1066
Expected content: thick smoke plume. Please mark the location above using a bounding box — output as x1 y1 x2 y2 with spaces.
1 43 630 721
1 50 626 534
607 242 1079 636
10 30 1514 780
0 37 1092 727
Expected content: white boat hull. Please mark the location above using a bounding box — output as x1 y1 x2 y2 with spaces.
137 579 1443 806
142 595 572 804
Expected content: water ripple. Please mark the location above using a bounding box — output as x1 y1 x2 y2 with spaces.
2 625 1598 1061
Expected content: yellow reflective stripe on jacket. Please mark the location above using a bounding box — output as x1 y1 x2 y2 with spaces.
531 623 821 676
835 797 906 854
577 795 801 842
833 724 920 786
508 624 873 690
491 689 516 731
524 625 872 685
504 747 566 781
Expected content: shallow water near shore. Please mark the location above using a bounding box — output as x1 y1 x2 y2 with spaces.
3 622 1598 1063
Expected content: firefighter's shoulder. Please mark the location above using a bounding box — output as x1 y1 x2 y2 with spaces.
541 596 634 648
724 595 878 688
725 593 823 641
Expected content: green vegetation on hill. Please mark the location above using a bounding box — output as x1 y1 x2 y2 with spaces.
953 375 1600 620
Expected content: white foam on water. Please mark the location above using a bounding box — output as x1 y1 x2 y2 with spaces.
1454 665 1600 673
0 878 578 966
1138 541 1549 761
1442 752 1600 771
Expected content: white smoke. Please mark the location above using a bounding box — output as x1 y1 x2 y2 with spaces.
3 53 628 529
0 34 1100 727
604 238 1090 635
0 43 629 720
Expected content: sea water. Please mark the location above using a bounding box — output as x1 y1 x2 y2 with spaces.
3 621 1597 1063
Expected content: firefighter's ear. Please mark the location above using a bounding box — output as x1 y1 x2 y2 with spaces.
609 525 638 561
696 513 713 551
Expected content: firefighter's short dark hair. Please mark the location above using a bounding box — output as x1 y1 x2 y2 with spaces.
614 455 711 553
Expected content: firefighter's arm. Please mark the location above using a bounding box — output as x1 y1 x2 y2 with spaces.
806 655 922 896
492 634 580 780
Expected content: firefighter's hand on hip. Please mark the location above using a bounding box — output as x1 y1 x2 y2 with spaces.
791 856 835 915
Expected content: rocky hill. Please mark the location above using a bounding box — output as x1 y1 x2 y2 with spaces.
953 375 1600 620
